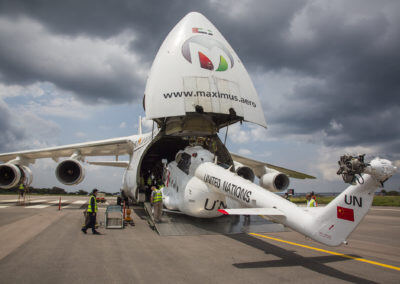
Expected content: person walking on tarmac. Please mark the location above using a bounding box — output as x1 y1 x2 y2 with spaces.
151 185 163 223
82 189 101 235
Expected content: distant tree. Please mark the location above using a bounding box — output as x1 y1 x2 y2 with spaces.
77 190 88 195
381 189 387 195
387 190 399 196
52 187 67 194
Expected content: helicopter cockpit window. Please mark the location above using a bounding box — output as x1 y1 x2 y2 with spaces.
177 152 191 174
175 153 183 164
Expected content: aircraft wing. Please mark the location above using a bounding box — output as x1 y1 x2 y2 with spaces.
230 153 316 179
0 136 134 163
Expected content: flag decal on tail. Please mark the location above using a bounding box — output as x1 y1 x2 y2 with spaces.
337 206 354 222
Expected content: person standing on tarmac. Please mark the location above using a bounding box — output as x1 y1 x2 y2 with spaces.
82 189 101 235
151 185 163 223
18 182 25 198
306 193 317 207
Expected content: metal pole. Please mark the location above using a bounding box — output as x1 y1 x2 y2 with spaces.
151 120 154 140
224 125 229 145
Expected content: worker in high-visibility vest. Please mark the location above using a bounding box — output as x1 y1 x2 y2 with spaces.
145 173 151 201
147 176 152 187
306 193 317 207
82 189 101 235
151 185 163 223
18 183 25 198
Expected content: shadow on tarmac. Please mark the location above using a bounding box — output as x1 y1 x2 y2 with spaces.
229 234 377 284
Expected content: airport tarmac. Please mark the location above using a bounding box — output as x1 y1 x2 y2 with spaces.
0 195 399 283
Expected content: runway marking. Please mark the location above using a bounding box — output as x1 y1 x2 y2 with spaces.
49 200 69 204
72 200 86 204
0 199 19 203
0 206 10 209
27 205 50 209
249 233 400 272
370 208 400 212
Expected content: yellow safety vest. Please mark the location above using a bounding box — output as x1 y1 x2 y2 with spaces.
307 199 317 207
19 184 25 190
87 195 98 213
147 177 152 186
153 190 162 203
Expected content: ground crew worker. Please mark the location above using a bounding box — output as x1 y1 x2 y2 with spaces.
82 189 101 235
18 183 25 198
147 174 152 187
146 173 153 202
284 193 290 200
150 186 163 223
306 193 317 207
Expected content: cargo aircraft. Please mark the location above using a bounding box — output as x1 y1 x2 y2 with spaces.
0 12 396 246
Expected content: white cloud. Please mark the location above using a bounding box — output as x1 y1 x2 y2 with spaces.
141 117 153 132
119 122 127 128
329 119 343 131
238 148 252 155
0 98 60 152
314 145 377 181
0 82 46 99
75 132 86 138
227 123 270 145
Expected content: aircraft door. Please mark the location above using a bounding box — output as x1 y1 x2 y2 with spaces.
215 78 244 118
183 76 244 118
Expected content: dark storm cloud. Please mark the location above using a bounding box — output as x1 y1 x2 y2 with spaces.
240 1 400 155
0 0 399 154
0 0 214 103
0 0 211 64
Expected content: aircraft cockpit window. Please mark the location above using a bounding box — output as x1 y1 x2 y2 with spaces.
177 152 191 174
218 163 230 169
175 153 182 164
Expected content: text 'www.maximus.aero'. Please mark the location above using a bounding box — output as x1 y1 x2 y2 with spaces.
162 91 256 107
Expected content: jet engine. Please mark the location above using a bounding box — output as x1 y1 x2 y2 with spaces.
55 159 85 185
0 163 33 189
234 162 255 182
259 167 289 192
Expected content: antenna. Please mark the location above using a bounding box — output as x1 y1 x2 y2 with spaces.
138 116 142 135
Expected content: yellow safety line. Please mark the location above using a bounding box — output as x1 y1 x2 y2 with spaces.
249 233 400 272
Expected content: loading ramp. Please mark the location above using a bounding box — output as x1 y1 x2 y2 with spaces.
143 202 286 236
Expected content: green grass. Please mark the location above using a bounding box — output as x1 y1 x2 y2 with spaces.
289 196 400 206
372 196 400 206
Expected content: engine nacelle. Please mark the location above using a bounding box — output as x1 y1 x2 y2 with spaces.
236 166 255 182
56 159 85 185
233 161 255 182
0 164 33 189
259 170 289 192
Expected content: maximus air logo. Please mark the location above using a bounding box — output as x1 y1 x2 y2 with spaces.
181 35 234 72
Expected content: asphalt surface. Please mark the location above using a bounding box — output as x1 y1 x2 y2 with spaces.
0 195 399 283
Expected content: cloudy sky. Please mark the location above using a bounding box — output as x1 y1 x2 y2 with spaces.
0 0 399 193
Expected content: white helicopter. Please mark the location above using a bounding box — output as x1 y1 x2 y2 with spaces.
0 12 396 246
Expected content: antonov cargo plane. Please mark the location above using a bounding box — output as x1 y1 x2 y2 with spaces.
0 13 396 246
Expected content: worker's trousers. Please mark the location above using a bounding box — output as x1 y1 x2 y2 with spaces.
153 202 163 222
84 212 97 232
